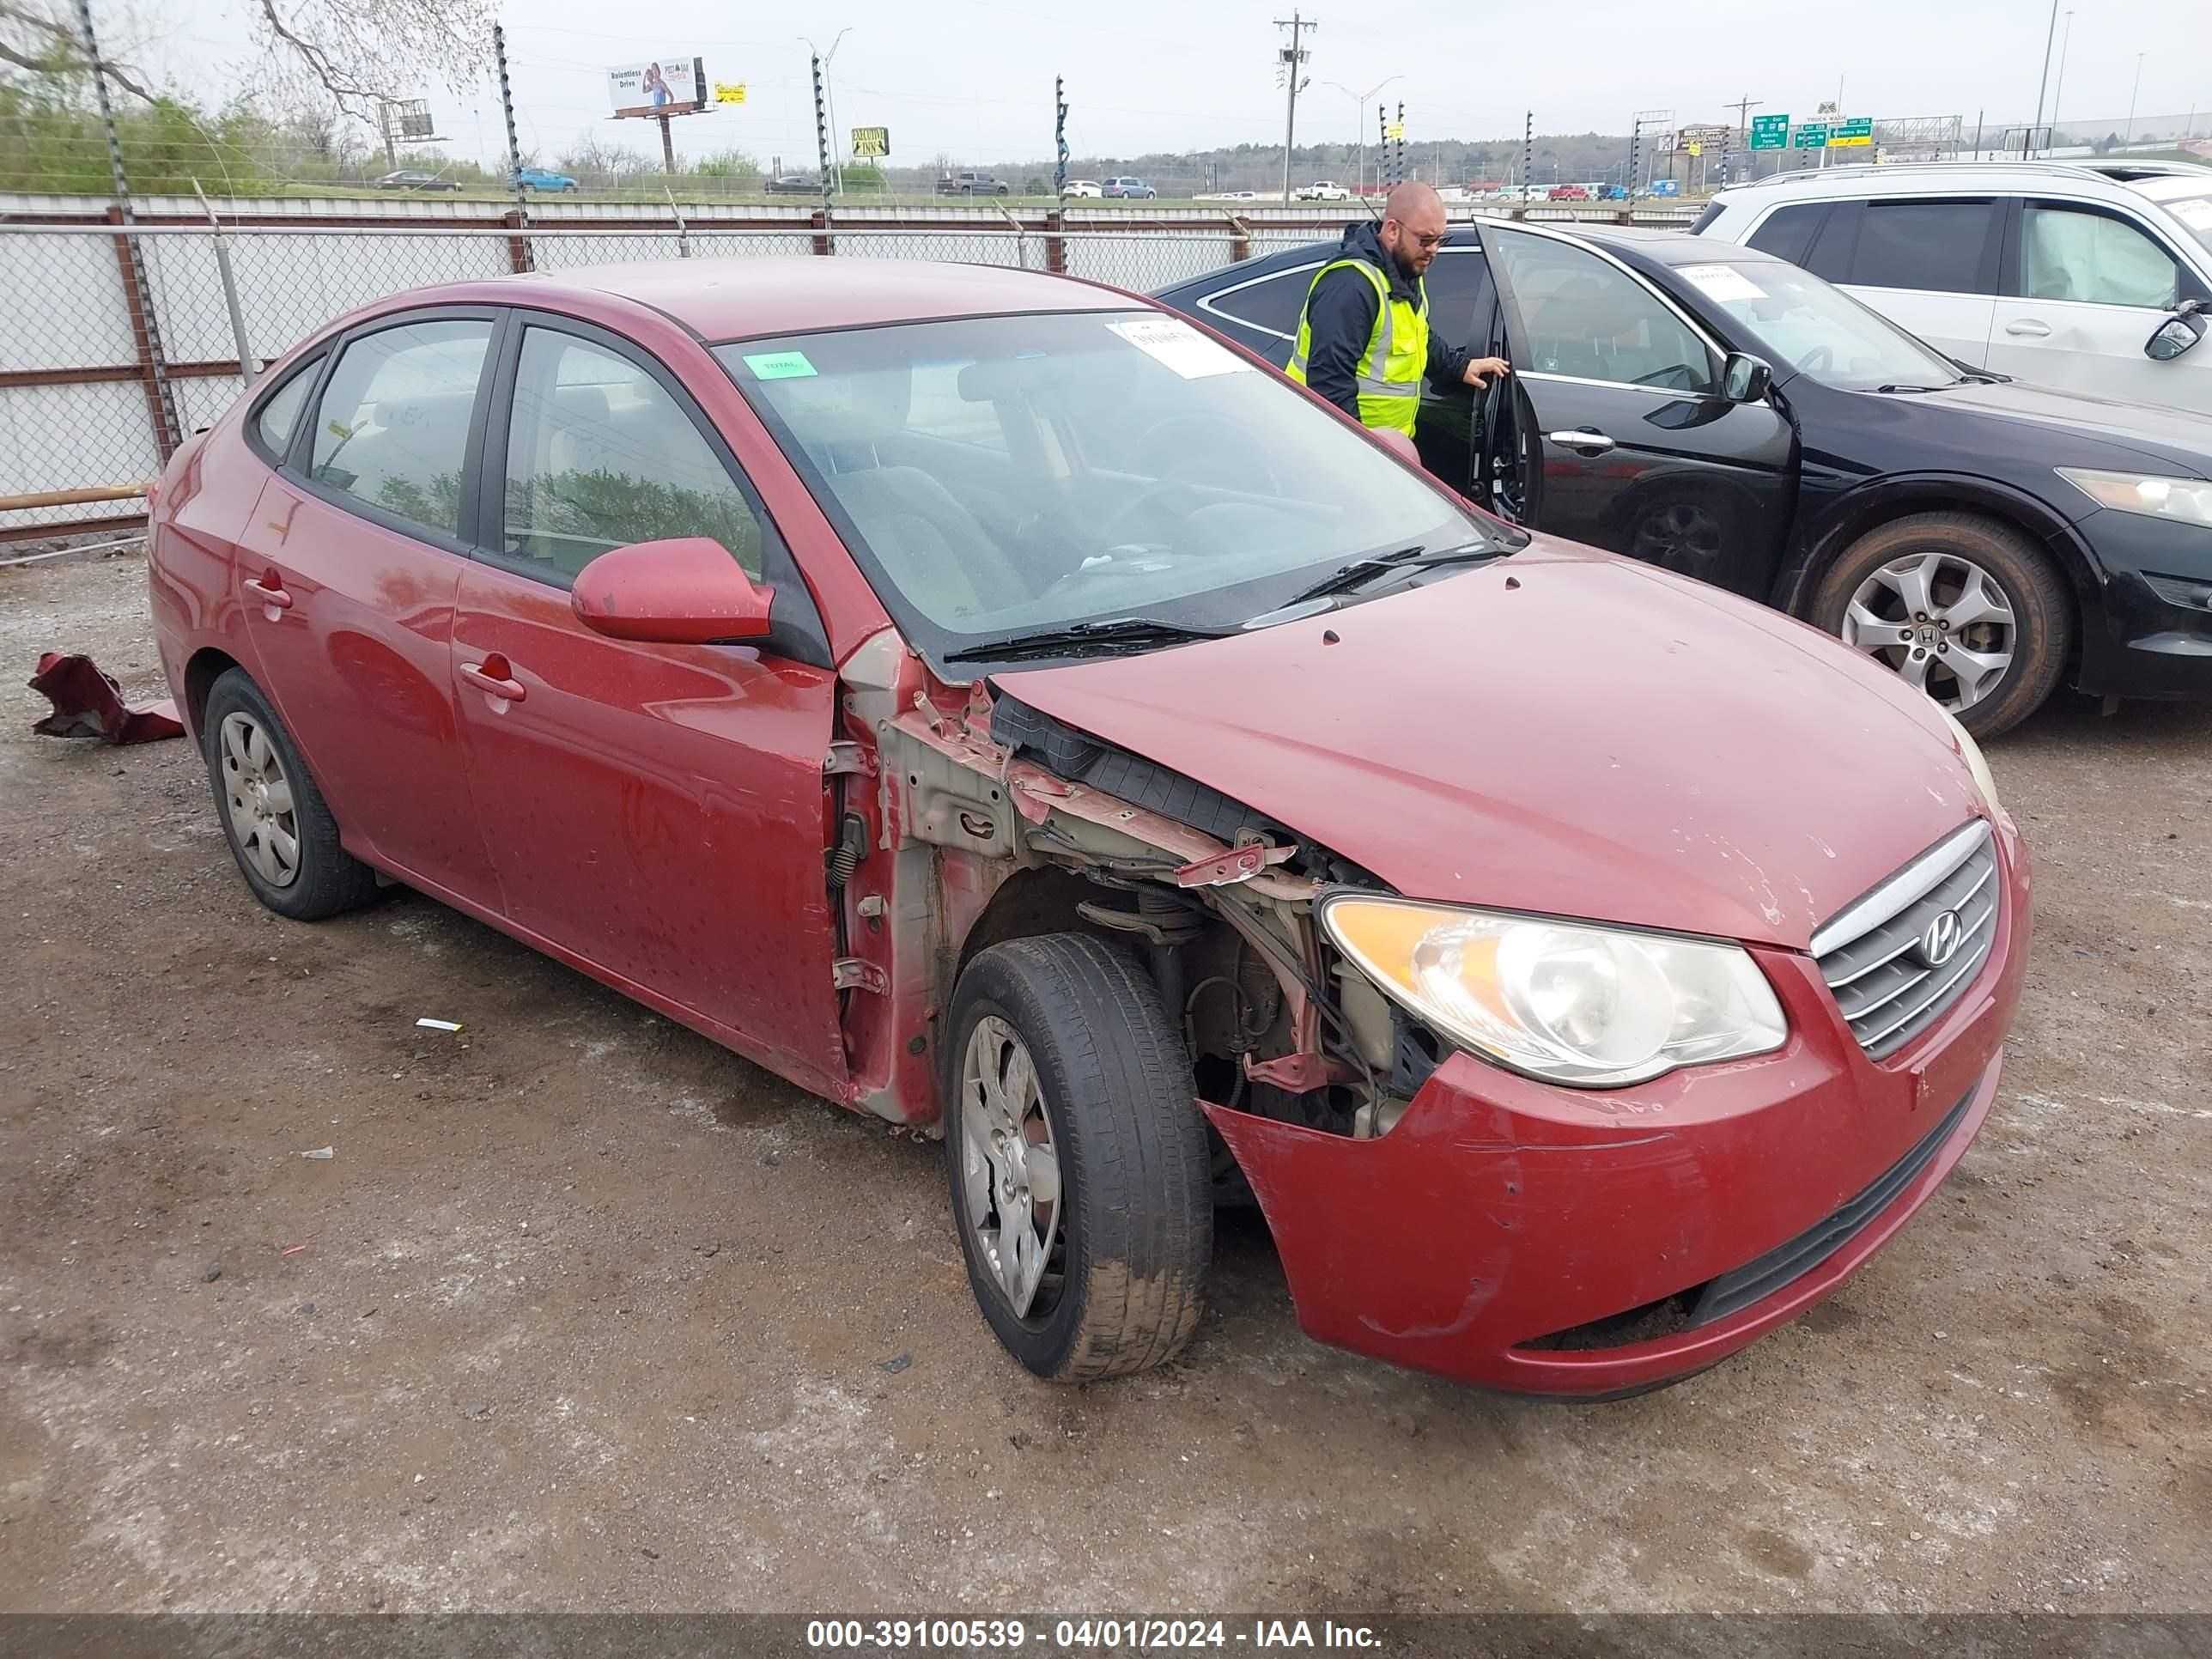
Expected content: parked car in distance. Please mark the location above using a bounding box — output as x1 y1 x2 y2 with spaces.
373 170 459 192
1547 183 1590 201
513 167 580 193
938 170 1011 197
1103 177 1156 199
1154 222 2212 733
1297 180 1351 202
147 255 2024 1400
762 173 817 195
1693 161 2212 415
1060 179 1103 198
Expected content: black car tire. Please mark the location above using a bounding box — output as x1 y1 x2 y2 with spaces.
1813 513 2073 738
943 933 1211 1382
202 668 380 921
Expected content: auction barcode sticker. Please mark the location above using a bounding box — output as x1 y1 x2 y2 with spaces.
1108 316 1250 378
1675 264 1768 304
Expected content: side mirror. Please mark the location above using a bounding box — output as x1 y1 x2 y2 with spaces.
2147 310 2207 362
1722 351 1774 404
570 537 775 645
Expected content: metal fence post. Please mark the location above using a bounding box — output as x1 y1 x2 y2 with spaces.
1044 208 1066 275
1227 213 1253 264
811 209 834 258
192 180 256 383
665 188 693 258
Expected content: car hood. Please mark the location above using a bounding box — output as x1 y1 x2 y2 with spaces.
1888 379 2212 479
992 540 1989 951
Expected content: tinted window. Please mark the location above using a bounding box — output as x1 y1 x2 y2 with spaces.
1746 203 1829 267
2021 204 2182 309
501 327 766 582
1204 264 1322 338
252 358 318 459
309 319 492 538
1422 249 1496 342
1489 230 1715 393
1848 199 1996 295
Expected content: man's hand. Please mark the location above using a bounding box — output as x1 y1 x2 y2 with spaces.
1462 356 1512 389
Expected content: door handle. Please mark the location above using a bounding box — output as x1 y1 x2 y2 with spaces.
242 572 292 611
459 656 526 703
2004 319 2052 338
1546 428 1616 454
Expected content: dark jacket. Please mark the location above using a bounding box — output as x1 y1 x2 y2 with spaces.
1297 219 1473 422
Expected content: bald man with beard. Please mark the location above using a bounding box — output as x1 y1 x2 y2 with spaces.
1286 181 1510 464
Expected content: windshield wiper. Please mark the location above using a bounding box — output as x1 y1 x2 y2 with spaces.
1874 382 1950 394
1284 540 1501 607
941 616 1234 664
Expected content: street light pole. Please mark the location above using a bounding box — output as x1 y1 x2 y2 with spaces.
799 28 854 195
1323 75 1400 195
2029 0 2060 155
2050 9 2075 143
2126 51 2144 143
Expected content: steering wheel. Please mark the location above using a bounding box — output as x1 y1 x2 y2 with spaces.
1089 479 1208 550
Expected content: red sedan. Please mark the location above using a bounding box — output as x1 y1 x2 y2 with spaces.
146 258 2030 1396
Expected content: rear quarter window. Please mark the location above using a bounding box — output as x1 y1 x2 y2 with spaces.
1746 202 1830 267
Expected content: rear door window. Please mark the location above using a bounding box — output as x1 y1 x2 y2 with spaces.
308 318 494 539
1847 198 1999 295
1200 262 1323 342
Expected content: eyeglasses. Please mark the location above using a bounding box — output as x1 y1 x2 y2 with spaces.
1388 224 1446 250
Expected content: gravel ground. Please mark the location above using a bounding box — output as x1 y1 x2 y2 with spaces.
2 552 2208 1616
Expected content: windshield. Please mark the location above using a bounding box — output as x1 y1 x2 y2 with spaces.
718 311 1483 662
2161 191 2212 258
1669 258 1965 391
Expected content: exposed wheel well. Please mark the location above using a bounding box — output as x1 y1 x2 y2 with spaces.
954 866 1099 982
183 647 243 737
1783 490 2100 627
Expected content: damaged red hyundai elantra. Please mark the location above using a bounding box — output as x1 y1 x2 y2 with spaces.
147 258 2030 1397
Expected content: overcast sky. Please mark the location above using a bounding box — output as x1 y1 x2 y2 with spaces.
132 0 2208 173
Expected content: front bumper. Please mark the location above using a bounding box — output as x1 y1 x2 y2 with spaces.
1206 821 2033 1399
2074 509 2212 701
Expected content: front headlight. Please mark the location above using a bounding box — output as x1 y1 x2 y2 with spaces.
1938 707 2002 816
2057 468 2212 530
1320 896 1787 1088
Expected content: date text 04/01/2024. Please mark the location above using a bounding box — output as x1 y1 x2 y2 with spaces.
804 1619 1382 1650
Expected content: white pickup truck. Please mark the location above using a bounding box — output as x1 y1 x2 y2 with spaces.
1295 179 1351 201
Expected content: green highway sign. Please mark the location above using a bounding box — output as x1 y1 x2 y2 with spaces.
1793 122 1829 149
1749 113 1790 150
1829 115 1875 148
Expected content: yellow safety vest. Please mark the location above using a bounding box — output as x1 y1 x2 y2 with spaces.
1286 257 1430 436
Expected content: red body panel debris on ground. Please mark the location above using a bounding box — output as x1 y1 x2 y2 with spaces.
27 653 184 744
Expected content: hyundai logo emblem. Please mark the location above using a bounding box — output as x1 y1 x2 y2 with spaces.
1917 908 1964 969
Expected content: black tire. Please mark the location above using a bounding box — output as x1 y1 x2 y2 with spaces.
201 668 380 921
1811 512 2073 738
943 933 1211 1382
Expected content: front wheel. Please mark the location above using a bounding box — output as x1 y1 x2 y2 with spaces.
1812 513 2073 738
944 933 1211 1382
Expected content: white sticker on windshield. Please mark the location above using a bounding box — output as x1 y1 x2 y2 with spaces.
1676 264 1768 303
2173 198 2212 232
1108 316 1251 378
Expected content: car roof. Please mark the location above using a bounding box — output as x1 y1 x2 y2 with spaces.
1714 159 2212 207
499 256 1130 340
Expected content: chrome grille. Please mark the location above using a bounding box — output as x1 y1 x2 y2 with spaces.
1812 821 1999 1060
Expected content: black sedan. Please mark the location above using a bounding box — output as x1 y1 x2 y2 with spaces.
372 169 460 192
1157 224 2212 735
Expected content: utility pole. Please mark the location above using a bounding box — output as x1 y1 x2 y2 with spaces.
1273 12 1315 204
2030 0 2060 156
1724 96 1759 185
1054 76 1069 196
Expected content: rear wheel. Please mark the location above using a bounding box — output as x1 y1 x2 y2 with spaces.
944 933 1211 1382
202 669 379 921
1813 513 2072 738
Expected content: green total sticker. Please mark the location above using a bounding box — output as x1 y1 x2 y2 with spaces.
744 350 818 380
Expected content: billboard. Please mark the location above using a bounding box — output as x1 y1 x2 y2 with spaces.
850 126 890 159
607 57 707 118
388 98 436 141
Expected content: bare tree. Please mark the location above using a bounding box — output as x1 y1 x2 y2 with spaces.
2 0 491 117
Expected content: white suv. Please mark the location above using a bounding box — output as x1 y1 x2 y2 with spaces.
1694 161 2212 414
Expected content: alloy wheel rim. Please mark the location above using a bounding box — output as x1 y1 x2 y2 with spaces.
219 712 301 889
1839 550 2016 714
958 1016 1064 1321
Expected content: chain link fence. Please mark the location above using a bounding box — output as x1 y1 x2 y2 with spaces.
0 201 1699 540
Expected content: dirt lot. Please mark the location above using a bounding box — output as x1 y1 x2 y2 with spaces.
3 550 2208 1616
